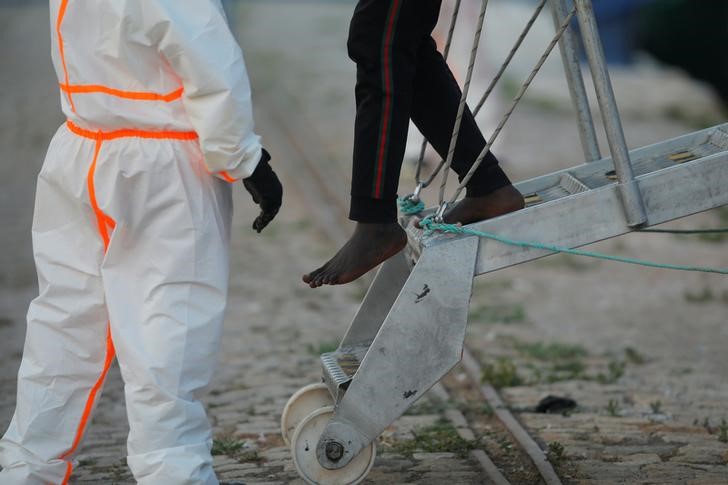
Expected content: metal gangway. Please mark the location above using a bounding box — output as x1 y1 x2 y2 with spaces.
281 1 728 483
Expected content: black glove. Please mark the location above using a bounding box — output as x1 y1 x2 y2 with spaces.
243 148 283 233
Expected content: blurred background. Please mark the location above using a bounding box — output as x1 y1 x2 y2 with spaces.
1 0 727 483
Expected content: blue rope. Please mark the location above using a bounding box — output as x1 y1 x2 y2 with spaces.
417 216 728 275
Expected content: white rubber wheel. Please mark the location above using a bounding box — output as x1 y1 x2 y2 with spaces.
281 383 333 446
291 406 376 485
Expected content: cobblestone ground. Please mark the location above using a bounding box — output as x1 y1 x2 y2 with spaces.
2 2 728 484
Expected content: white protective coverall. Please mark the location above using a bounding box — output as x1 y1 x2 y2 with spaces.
0 1 261 484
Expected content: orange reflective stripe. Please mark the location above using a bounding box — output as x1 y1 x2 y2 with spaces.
57 137 118 479
56 0 75 112
61 460 73 485
66 120 198 142
86 139 113 248
58 324 115 463
60 84 184 102
220 171 238 183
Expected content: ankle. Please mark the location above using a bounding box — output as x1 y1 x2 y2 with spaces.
354 221 404 235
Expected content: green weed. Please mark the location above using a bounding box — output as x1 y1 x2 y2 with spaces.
547 441 566 465
457 400 494 417
482 358 524 388
719 419 728 443
212 435 261 463
212 436 246 456
624 347 646 365
606 399 621 417
597 360 625 384
650 401 662 414
546 360 586 383
388 420 476 458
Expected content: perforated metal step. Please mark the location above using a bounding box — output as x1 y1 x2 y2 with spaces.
321 344 369 397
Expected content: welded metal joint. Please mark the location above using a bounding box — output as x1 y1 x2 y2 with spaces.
573 0 647 227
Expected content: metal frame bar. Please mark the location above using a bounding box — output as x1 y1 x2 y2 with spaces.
574 0 647 226
549 0 601 162
339 251 411 349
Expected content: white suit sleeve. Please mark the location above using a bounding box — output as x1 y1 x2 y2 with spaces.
142 0 262 181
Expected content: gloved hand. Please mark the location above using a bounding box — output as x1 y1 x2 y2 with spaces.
242 148 283 233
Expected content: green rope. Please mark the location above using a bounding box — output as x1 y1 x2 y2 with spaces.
418 217 728 275
398 197 426 215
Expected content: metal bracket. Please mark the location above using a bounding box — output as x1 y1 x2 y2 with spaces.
316 236 480 469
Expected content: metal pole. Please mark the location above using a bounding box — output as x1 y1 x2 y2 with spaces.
549 0 601 162
574 0 647 227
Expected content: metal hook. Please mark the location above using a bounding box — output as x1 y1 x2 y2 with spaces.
434 202 449 222
411 183 424 203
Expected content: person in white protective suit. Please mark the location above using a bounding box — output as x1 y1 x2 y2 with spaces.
0 1 282 484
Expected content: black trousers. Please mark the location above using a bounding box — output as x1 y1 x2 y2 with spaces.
348 0 512 223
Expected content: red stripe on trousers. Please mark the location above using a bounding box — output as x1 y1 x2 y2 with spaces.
374 0 402 198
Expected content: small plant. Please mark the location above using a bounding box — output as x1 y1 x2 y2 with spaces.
457 400 494 417
497 436 514 453
547 360 586 382
719 419 728 443
481 358 523 388
598 360 625 384
212 436 246 456
624 347 646 365
650 401 662 414
703 417 712 432
547 441 565 465
388 420 475 458
606 399 621 417
212 435 261 463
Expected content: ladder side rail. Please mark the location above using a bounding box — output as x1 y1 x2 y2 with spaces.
454 151 728 277
574 0 647 227
549 0 601 163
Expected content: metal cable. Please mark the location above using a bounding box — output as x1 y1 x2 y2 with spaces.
414 0 548 196
472 0 547 117
413 0 547 194
438 0 490 207
448 6 577 206
414 0 463 191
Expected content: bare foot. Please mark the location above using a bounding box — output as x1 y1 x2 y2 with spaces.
303 222 407 288
444 185 524 225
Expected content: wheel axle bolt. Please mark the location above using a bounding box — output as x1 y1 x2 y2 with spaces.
325 441 344 461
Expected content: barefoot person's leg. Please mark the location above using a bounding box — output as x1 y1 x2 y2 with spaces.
410 35 524 225
304 0 440 288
